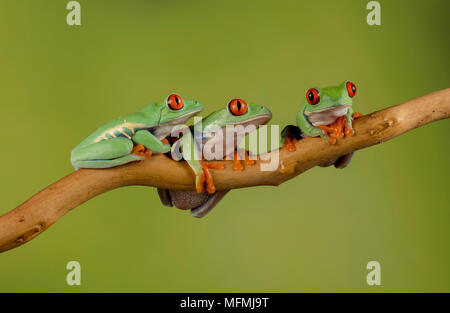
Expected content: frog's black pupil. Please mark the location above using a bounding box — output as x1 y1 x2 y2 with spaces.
175 96 180 104
351 85 356 93
237 100 241 110
308 92 314 101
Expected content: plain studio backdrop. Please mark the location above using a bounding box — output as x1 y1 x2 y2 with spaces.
0 0 449 292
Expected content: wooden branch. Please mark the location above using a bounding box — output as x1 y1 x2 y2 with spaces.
1 88 449 253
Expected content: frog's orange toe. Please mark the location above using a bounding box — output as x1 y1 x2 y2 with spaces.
328 136 337 145
206 183 215 194
283 137 297 152
195 173 205 194
244 151 256 166
353 112 363 119
131 144 145 155
245 160 255 166
204 161 224 170
201 162 216 194
331 130 344 139
345 126 354 137
144 149 152 158
232 151 244 171
131 144 152 157
233 160 244 171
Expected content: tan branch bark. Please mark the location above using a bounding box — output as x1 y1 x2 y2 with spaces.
1 88 449 253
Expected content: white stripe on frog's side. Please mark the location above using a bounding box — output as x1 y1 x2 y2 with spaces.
94 122 149 143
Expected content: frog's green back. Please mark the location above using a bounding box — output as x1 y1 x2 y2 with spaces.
74 103 162 149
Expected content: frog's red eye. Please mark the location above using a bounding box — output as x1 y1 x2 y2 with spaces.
228 98 248 116
167 94 184 110
306 88 320 105
346 81 357 97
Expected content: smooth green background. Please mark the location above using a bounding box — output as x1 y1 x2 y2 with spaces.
0 0 449 292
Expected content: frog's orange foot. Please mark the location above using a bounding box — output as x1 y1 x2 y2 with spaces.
330 130 344 139
345 125 354 137
233 159 244 171
204 161 224 170
283 137 297 152
328 136 337 144
317 125 334 133
195 172 205 194
232 151 244 171
336 116 346 138
244 151 256 166
131 144 152 158
343 118 355 137
353 112 363 119
161 138 170 145
201 161 216 194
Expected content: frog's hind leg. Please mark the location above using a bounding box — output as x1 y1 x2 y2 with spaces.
73 154 143 169
71 137 143 169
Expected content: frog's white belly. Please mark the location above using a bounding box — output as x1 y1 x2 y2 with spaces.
307 105 350 127
200 127 251 159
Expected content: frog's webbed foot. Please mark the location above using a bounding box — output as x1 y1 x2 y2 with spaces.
232 150 257 171
325 114 362 169
327 136 337 144
344 124 354 137
131 144 152 158
281 125 303 152
282 137 298 152
244 151 255 166
203 161 224 170
233 151 244 171
194 161 223 194
332 116 346 139
344 112 363 137
319 116 345 141
201 161 216 194
316 127 337 145
195 171 206 194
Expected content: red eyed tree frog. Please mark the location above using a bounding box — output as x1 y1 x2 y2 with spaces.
281 81 362 168
158 99 272 218
71 94 203 169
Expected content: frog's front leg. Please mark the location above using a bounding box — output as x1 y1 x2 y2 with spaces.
132 130 171 154
307 124 336 144
343 107 355 137
173 132 211 194
177 156 215 194
297 112 335 144
344 108 363 137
